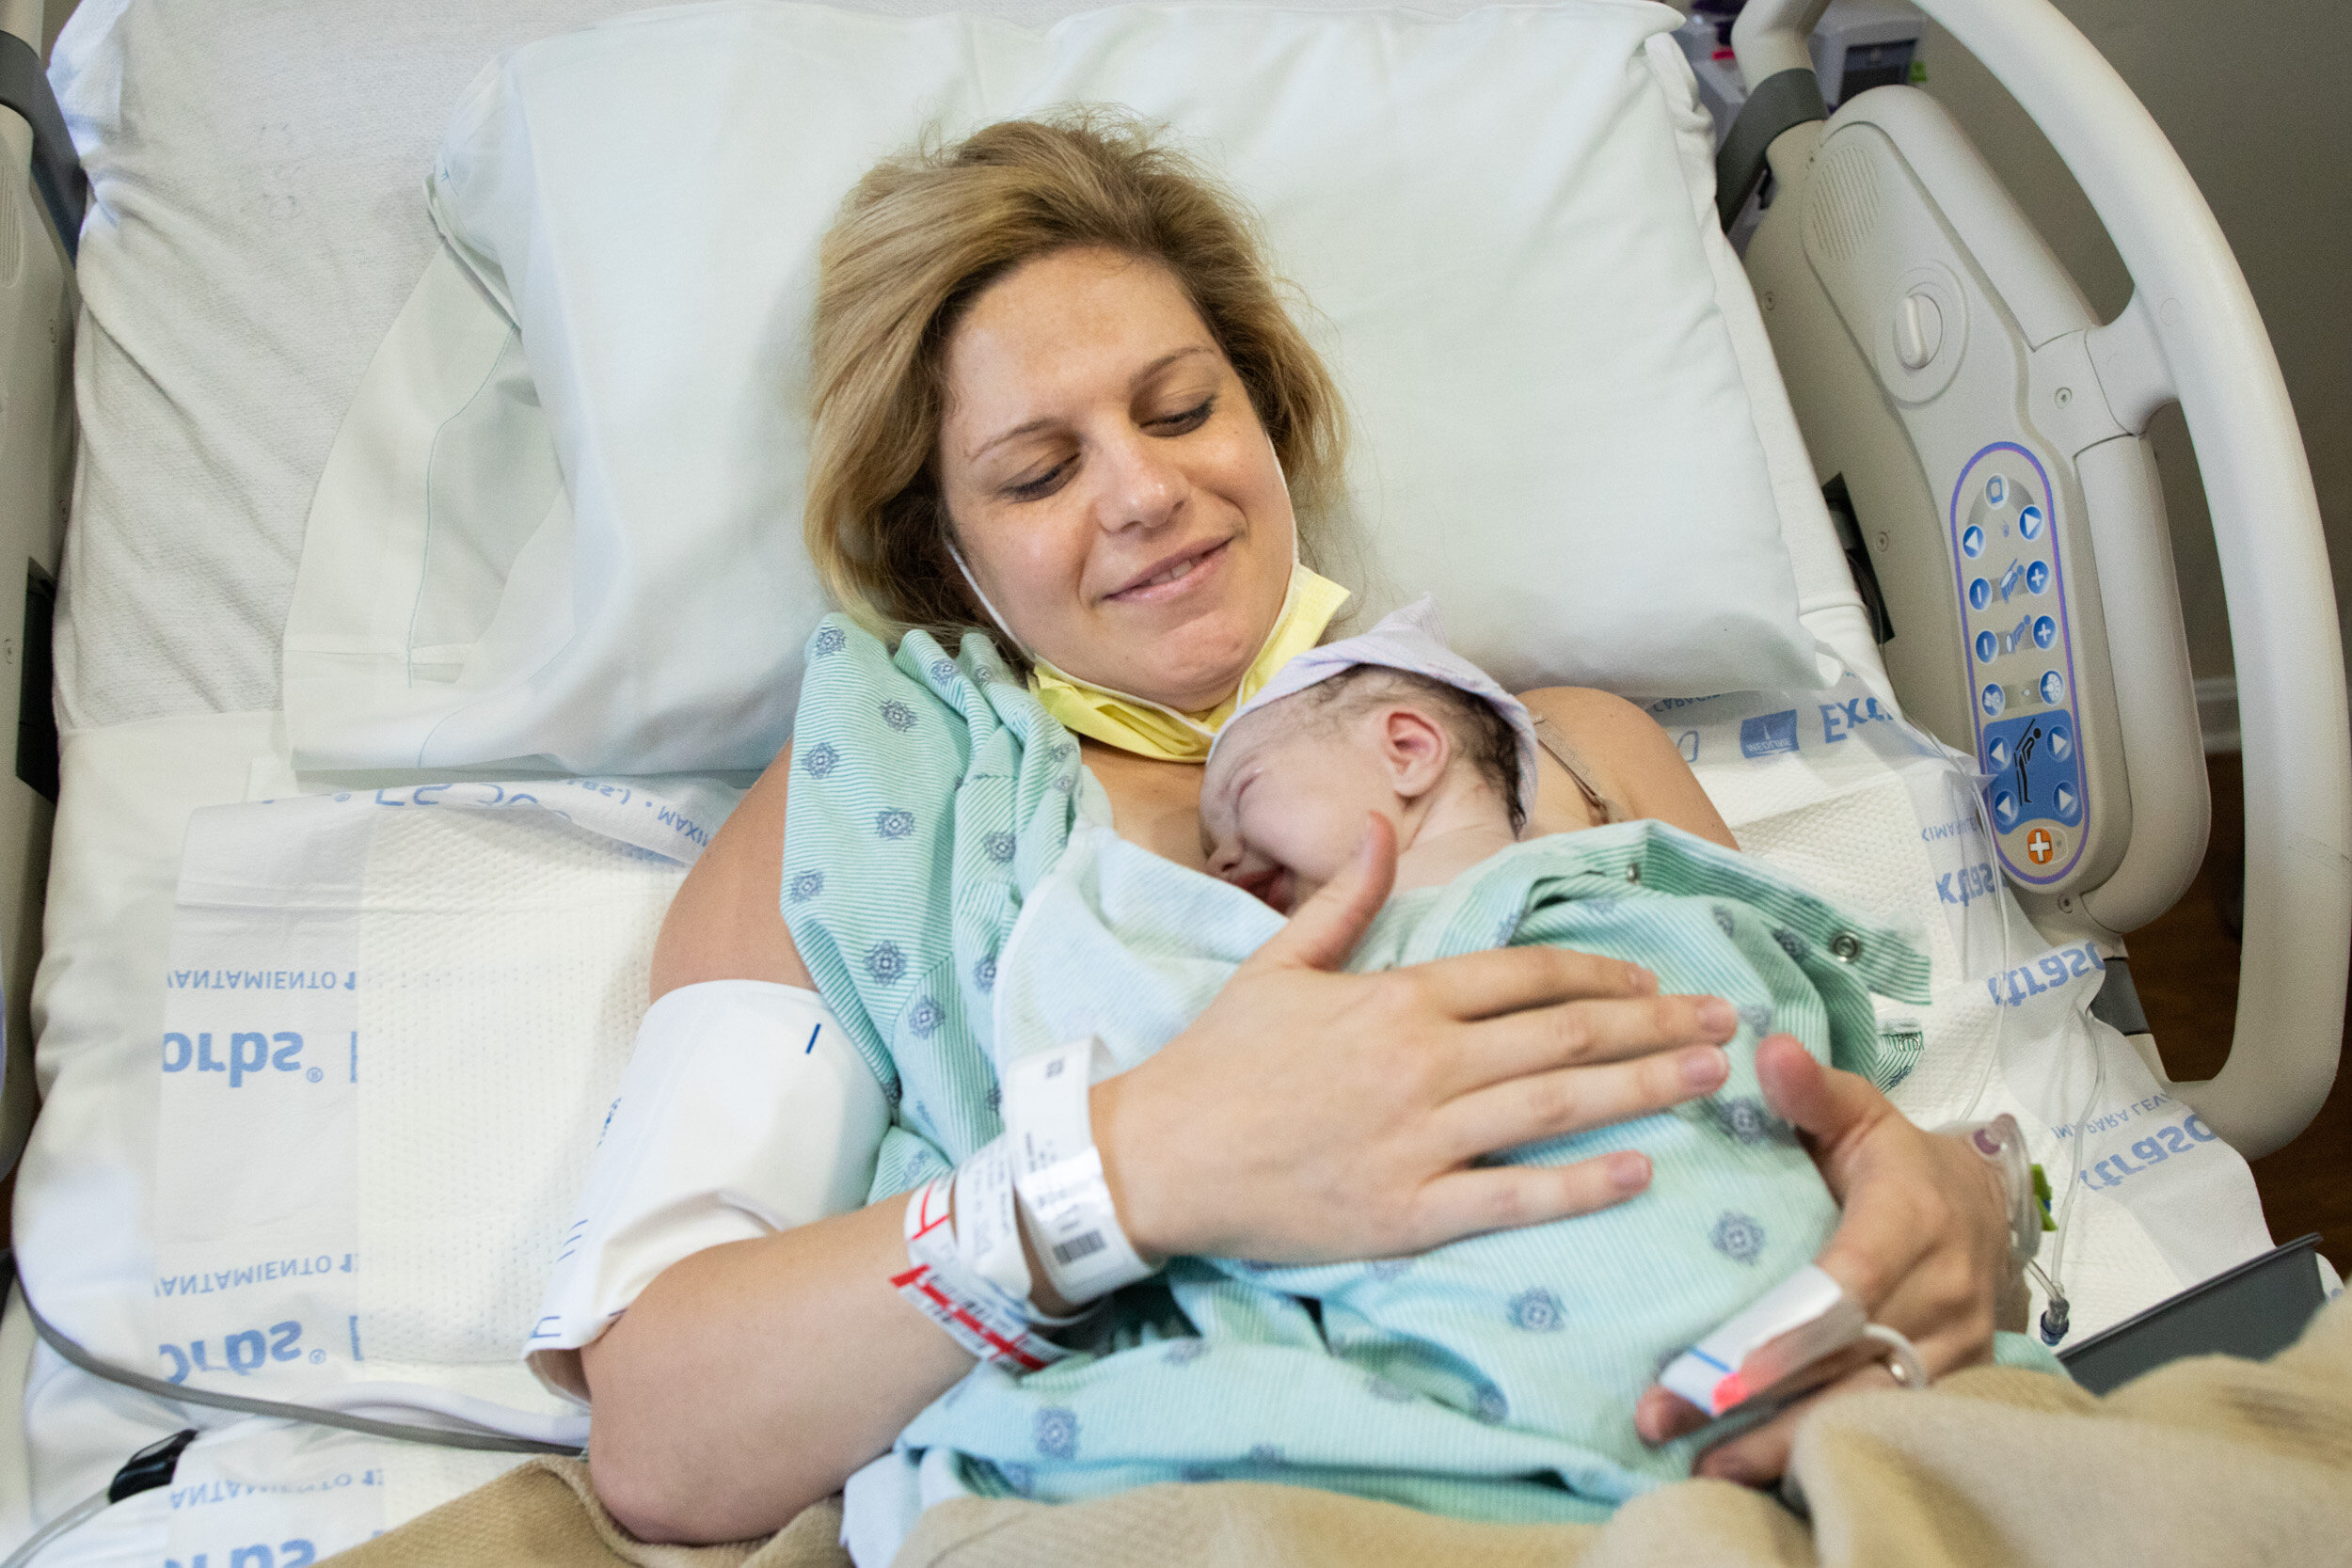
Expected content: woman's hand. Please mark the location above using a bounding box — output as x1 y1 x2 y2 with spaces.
1091 815 1740 1264
1632 1033 2012 1483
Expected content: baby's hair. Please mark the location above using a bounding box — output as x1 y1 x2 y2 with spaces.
1296 667 1526 832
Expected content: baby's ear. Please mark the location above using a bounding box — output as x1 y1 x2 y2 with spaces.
1379 706 1451 797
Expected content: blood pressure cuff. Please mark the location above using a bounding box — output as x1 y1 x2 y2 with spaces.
524 980 888 1402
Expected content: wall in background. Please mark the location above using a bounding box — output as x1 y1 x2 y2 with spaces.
1914 0 2349 689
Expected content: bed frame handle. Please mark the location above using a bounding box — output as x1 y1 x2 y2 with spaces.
1714 66 1825 232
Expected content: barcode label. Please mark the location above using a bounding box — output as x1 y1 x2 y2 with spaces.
1052 1231 1105 1265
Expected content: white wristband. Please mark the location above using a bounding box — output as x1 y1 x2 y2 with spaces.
953 1136 1033 1305
1004 1037 1155 1305
894 1151 1074 1373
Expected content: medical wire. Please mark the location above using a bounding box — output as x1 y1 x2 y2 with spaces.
0 1423 199 1568
0 1489 106 1568
1907 721 2084 1338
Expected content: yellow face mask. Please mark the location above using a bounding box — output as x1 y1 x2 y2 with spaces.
1025 564 1351 762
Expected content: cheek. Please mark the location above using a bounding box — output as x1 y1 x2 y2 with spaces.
957 502 1089 620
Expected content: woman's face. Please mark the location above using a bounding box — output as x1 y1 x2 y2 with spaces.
936 245 1296 713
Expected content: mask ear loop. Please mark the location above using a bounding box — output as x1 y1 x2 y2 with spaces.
944 537 1036 664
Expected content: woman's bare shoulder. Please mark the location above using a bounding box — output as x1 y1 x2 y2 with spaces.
1518 685 1654 732
648 744 812 997
1515 686 1737 849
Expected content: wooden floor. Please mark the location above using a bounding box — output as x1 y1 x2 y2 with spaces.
2125 752 2351 1268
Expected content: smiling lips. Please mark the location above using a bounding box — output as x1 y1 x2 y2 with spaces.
1106 538 1229 602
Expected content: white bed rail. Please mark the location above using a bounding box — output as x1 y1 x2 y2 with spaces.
0 0 71 1184
1734 0 2350 1159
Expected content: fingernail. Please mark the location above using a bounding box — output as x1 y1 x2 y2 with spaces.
1610 1151 1651 1193
1681 1046 1728 1090
1628 964 1659 994
1695 996 1736 1037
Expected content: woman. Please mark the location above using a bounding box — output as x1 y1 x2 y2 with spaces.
564 116 2015 1545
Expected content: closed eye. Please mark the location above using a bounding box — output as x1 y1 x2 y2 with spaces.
1005 458 1072 502
1149 397 1215 436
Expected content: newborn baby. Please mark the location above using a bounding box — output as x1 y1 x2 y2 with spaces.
1200 642 1532 916
904 599 1931 1522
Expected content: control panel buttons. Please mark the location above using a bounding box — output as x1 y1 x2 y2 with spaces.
1951 444 2083 886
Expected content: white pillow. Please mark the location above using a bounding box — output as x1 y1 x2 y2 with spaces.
285 0 1832 775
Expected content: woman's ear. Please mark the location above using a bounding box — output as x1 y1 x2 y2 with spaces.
1379 707 1452 800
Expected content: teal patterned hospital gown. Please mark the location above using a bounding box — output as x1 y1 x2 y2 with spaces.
781 615 2047 1526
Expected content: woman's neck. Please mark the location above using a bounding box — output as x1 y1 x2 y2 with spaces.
1078 737 1213 871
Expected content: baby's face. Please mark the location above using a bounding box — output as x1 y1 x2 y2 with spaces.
1200 700 1396 913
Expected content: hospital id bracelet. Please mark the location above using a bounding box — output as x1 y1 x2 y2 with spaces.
1936 1113 2044 1270
1004 1037 1157 1305
894 1158 1075 1373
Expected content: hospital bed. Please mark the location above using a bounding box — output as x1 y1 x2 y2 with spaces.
0 0 2338 1560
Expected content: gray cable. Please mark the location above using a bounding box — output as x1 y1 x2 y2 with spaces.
0 1489 104 1568
21 1291 581 1458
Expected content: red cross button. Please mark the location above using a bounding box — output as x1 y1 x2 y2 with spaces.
2026 828 2054 865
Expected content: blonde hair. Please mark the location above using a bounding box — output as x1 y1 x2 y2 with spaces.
804 110 1348 645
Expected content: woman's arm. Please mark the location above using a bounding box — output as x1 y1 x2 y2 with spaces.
646 750 810 998
1518 687 1738 849
585 750 986 1540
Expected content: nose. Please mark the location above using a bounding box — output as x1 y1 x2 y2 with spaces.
1203 832 1244 879
1090 423 1185 534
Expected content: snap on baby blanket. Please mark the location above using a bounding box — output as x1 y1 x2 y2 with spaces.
285 0 1834 775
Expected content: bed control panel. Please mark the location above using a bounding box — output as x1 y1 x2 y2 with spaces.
1740 87 2211 918
1952 444 2087 885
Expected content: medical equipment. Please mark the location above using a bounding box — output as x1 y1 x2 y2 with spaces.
0 0 2337 1557
1677 0 1927 150
1732 0 2347 1162
0 1417 191 1568
1661 1263 1926 1425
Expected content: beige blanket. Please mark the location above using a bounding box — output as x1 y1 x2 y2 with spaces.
329 1293 2352 1568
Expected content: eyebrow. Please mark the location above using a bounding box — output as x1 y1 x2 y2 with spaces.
966 345 1218 463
